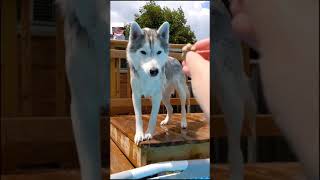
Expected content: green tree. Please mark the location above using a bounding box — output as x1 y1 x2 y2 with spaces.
124 1 196 44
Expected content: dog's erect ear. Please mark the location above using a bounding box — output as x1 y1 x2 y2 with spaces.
157 22 170 42
130 21 143 40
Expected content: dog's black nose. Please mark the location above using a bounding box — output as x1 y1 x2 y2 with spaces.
149 68 159 77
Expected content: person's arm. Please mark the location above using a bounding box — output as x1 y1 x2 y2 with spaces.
184 52 210 119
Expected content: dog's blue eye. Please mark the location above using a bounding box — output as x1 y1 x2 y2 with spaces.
140 50 146 55
157 51 162 55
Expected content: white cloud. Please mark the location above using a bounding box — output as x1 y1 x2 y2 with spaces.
110 1 210 41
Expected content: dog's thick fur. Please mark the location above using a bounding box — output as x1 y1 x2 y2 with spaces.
56 0 107 180
127 22 189 144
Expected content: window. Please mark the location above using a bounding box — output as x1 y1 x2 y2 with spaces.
119 58 128 72
32 0 56 26
17 0 56 36
17 0 56 35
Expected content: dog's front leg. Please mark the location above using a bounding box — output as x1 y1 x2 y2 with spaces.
144 94 161 140
132 93 144 144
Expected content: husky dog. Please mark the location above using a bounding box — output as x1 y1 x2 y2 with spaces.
127 22 189 144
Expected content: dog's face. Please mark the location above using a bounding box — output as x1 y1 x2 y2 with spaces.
127 22 170 78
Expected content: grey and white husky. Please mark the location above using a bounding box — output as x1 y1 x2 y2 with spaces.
127 22 189 144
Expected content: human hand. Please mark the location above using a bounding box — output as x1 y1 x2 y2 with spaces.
181 38 210 119
182 38 210 77
230 0 259 49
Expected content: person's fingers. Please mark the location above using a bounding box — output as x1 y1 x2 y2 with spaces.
195 50 210 61
182 60 189 76
182 65 191 77
230 0 246 15
230 0 259 49
193 38 210 51
182 60 186 66
190 38 210 60
185 51 208 77
183 49 209 77
231 12 259 48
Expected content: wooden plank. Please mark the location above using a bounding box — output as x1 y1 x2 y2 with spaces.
1 116 107 173
110 140 134 174
1 170 82 180
1 0 19 116
55 10 67 116
169 52 184 61
1 116 108 142
119 73 128 97
110 113 209 167
20 0 32 115
110 39 128 48
4 142 78 173
110 58 117 97
3 117 74 143
126 68 131 97
116 59 120 97
1 116 77 172
110 49 126 59
1 0 18 172
169 43 186 49
213 162 306 180
1 169 109 180
212 114 282 137
110 40 186 50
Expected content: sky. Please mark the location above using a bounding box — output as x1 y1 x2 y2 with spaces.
110 1 210 41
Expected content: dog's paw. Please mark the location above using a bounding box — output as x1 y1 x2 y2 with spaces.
181 121 187 129
134 132 144 145
143 133 153 140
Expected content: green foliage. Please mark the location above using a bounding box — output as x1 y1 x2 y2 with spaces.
124 1 196 44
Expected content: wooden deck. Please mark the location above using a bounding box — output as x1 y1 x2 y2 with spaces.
110 140 134 174
110 113 210 167
111 113 209 146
